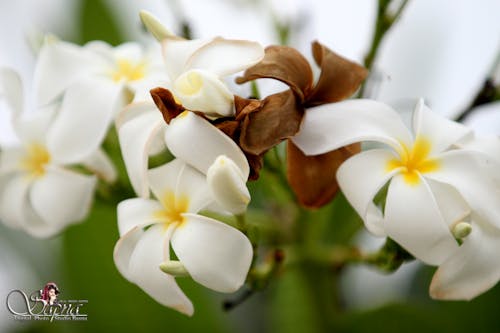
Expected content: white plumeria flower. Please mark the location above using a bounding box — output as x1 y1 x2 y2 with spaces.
33 38 166 150
293 98 500 266
118 106 250 214
140 10 265 117
113 158 253 315
0 68 115 237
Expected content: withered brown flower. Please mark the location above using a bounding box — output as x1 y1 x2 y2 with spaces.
234 41 368 208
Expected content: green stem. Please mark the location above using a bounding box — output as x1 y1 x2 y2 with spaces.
360 0 410 97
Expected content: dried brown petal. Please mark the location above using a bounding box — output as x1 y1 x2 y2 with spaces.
246 153 264 180
287 141 361 208
306 41 368 106
236 45 313 101
150 87 185 124
240 90 303 156
234 95 262 120
214 119 240 139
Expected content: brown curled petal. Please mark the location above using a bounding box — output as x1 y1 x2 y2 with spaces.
287 141 361 208
306 41 368 106
214 119 240 139
150 87 185 124
246 153 264 180
240 90 304 155
234 95 262 120
235 45 313 101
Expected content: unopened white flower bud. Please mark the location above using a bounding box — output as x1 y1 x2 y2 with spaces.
207 155 250 215
139 10 176 42
452 222 472 240
159 260 189 277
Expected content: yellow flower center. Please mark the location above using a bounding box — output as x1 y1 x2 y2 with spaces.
20 143 51 178
154 191 190 230
386 136 440 185
176 71 203 96
111 59 146 82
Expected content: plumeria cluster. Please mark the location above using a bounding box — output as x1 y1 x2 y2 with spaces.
0 9 499 317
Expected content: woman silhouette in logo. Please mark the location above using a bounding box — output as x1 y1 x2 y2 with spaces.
40 282 60 305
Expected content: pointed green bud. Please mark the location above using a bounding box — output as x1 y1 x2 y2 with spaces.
452 222 472 240
159 260 190 277
139 10 175 41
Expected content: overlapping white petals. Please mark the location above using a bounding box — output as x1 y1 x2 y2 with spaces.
34 39 97 106
148 160 212 214
430 219 500 300
426 150 500 229
117 198 163 236
47 77 121 164
293 99 412 156
119 108 165 197
29 167 96 231
174 69 234 116
412 99 472 155
172 213 253 292
116 224 194 315
337 149 401 236
186 37 265 77
384 175 459 265
165 111 250 178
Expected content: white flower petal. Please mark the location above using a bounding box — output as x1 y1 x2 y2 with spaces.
412 99 471 155
14 106 56 144
148 159 187 202
174 69 234 116
337 149 402 236
426 150 500 229
82 148 117 183
207 155 250 215
425 179 471 228
430 219 500 300
462 101 500 135
174 162 213 214
29 167 96 231
292 99 412 156
171 213 252 293
165 111 249 178
117 198 164 236
0 147 24 175
114 225 144 281
0 67 23 116
384 174 459 265
0 174 31 229
162 38 211 80
148 159 212 213
119 110 165 197
458 134 500 164
47 77 121 165
187 37 264 77
115 101 158 129
127 224 194 315
34 40 96 106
